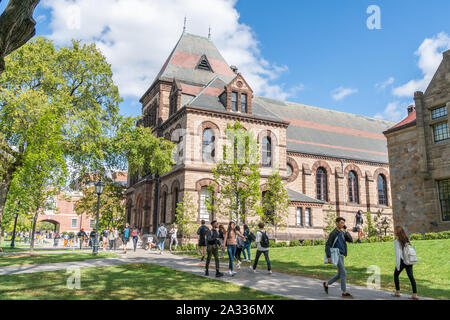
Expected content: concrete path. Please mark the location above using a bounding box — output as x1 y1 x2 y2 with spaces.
0 248 433 300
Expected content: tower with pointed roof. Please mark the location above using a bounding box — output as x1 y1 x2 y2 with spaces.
127 32 396 239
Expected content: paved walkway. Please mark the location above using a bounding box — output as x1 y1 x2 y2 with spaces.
0 249 432 300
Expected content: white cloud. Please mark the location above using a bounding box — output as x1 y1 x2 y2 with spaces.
331 87 358 101
374 101 407 122
393 32 450 97
42 0 298 101
375 77 394 89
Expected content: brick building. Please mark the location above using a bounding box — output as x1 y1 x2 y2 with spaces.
126 32 394 240
37 172 128 233
384 49 450 234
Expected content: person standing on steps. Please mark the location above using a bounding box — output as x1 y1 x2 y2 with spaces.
323 217 354 299
354 210 364 243
197 220 209 261
393 226 419 300
249 222 272 274
204 220 224 278
223 221 246 276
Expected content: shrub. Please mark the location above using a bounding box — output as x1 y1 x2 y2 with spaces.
360 238 368 243
314 239 325 246
437 231 450 239
289 240 300 247
276 241 287 247
424 232 438 240
381 236 394 242
301 240 313 246
269 240 276 248
368 236 378 243
410 233 423 241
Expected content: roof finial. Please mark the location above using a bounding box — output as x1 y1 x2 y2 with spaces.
183 16 187 33
208 25 211 40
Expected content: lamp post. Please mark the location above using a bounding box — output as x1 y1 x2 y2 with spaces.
93 180 104 255
10 201 20 248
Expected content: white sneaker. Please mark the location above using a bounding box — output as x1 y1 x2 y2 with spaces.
249 266 255 273
268 270 272 275
228 270 233 276
232 271 237 275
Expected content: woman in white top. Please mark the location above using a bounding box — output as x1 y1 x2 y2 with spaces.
393 226 418 300
169 225 178 253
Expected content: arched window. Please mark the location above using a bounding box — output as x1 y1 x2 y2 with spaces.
305 208 311 227
161 192 167 223
296 207 303 226
202 128 215 162
286 164 293 177
316 167 328 201
262 136 272 167
199 186 212 221
348 171 359 204
172 187 179 222
377 174 388 205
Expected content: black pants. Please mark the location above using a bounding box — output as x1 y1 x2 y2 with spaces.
235 247 243 261
253 250 271 271
205 245 220 272
394 259 417 293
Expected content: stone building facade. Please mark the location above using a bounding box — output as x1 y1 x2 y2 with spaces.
384 50 450 234
126 32 395 240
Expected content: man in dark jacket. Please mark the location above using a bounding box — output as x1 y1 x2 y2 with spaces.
323 217 354 298
197 220 209 261
204 220 224 278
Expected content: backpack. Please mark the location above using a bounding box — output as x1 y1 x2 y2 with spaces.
158 227 167 238
402 243 418 265
259 231 269 248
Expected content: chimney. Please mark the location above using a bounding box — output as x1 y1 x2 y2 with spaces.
230 65 238 74
407 105 415 114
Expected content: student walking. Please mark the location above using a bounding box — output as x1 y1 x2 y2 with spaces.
218 224 226 259
242 224 253 262
122 223 131 253
113 227 119 250
108 229 115 250
323 217 354 298
156 223 168 254
354 210 364 243
204 220 224 278
249 222 272 274
393 226 419 300
132 227 139 252
169 224 178 253
223 221 246 276
197 220 209 261
234 226 244 269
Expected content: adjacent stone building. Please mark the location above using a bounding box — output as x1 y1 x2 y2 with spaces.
384 50 450 234
126 32 395 240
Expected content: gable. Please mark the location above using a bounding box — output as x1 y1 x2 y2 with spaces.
425 50 450 98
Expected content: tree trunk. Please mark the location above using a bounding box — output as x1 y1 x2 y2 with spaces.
0 175 12 242
29 210 38 253
0 0 40 74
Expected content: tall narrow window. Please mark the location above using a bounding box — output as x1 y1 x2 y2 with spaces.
262 136 272 167
162 192 167 224
177 136 183 163
348 171 359 204
241 93 247 113
305 208 311 227
433 122 449 142
71 219 77 228
438 179 450 222
199 186 212 221
173 187 179 222
316 167 328 201
202 128 215 162
296 207 303 226
377 174 388 206
231 92 238 111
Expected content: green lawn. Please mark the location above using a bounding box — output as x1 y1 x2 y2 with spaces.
0 263 288 300
177 239 450 300
0 252 119 267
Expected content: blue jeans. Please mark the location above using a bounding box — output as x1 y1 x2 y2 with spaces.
328 254 347 292
133 237 138 251
227 245 237 271
243 243 251 261
158 238 166 251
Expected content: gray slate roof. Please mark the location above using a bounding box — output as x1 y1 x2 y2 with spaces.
287 188 325 204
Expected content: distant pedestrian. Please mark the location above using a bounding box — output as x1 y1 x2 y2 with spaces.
156 223 168 254
354 210 364 243
102 229 109 250
323 217 354 299
122 223 130 253
113 227 119 250
169 224 178 253
223 221 246 276
249 222 272 275
393 226 418 300
204 220 224 278
242 224 253 262
77 229 87 249
197 220 209 261
218 224 226 259
235 226 244 269
90 231 97 249
132 226 139 252
108 229 116 250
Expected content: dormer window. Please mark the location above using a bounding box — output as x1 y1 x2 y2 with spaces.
241 93 247 113
231 92 238 111
196 54 213 72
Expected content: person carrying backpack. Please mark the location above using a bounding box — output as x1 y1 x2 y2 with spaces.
197 220 209 261
122 223 130 253
242 224 254 262
204 220 224 278
249 222 272 274
156 223 168 254
393 226 418 300
234 226 245 269
132 226 140 252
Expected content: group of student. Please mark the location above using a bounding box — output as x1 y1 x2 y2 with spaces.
197 219 272 277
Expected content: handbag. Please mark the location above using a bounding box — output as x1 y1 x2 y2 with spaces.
324 234 340 266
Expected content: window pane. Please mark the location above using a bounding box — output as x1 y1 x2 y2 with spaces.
241 93 247 113
202 129 215 162
316 167 327 201
431 106 447 119
200 187 212 221
296 207 302 226
438 179 450 221
286 164 293 177
231 92 238 111
348 171 359 203
262 137 272 167
433 122 449 142
378 174 388 205
90 219 95 229
72 219 77 228
305 208 311 227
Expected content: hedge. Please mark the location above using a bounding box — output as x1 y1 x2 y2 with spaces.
289 240 300 247
410 233 423 240
438 231 450 239
314 239 325 246
269 240 276 248
424 232 439 240
367 236 378 243
301 240 313 246
276 241 288 247
381 236 394 242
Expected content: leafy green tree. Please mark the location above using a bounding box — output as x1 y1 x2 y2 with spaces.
323 205 337 238
209 122 262 223
173 193 197 245
0 37 175 237
364 211 377 238
373 209 393 238
261 171 289 240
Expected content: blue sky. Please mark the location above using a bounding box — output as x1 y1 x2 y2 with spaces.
3 0 450 123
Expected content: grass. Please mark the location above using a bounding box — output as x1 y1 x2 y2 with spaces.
0 263 288 300
0 252 119 267
176 239 450 300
